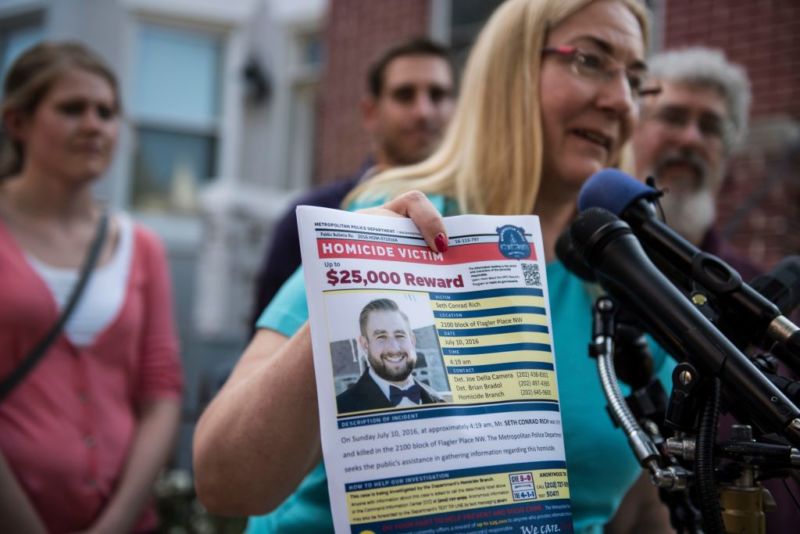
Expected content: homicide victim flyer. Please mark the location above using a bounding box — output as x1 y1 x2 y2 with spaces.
297 206 572 534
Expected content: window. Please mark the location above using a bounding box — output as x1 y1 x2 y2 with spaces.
131 23 221 213
448 0 504 71
0 16 44 87
283 30 322 190
298 30 323 68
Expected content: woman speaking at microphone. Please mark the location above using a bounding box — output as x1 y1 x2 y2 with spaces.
194 1 676 532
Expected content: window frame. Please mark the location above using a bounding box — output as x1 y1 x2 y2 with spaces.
282 25 323 191
0 7 45 87
115 8 245 229
126 20 224 214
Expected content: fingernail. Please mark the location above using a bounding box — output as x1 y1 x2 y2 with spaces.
434 233 448 253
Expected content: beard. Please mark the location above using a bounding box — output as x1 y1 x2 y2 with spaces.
368 350 415 382
651 148 719 244
659 187 717 245
382 121 441 166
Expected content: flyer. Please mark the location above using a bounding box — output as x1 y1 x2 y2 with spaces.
297 206 572 534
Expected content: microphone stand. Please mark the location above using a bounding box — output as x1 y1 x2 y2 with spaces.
561 206 800 530
589 297 699 533
590 296 800 533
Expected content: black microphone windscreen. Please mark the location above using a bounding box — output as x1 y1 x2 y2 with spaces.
555 228 596 282
569 208 632 266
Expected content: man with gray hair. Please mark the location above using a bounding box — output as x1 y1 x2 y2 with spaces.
633 46 760 280
629 46 798 534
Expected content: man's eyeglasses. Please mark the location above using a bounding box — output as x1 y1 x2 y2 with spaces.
644 106 728 141
542 45 661 100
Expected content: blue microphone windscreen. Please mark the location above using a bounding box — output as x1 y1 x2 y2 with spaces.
577 168 658 215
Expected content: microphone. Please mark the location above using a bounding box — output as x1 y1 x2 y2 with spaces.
569 207 800 447
555 228 596 282
557 227 657 387
578 169 799 359
752 257 800 371
751 256 800 317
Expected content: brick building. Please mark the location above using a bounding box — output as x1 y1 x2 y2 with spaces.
661 0 800 268
314 0 799 268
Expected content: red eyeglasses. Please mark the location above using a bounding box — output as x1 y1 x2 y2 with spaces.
542 45 661 99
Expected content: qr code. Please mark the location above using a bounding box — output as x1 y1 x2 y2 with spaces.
522 262 541 287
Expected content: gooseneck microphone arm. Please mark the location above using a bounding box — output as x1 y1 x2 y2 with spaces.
569 208 800 448
589 296 691 492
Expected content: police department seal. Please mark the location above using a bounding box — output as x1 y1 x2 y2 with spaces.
496 225 531 259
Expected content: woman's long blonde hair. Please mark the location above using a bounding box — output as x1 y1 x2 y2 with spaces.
347 0 649 215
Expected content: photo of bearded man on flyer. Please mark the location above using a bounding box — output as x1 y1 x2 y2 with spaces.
337 298 444 413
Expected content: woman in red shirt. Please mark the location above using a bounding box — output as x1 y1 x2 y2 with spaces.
0 41 183 533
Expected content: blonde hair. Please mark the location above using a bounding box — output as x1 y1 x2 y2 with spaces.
347 0 649 215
